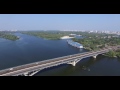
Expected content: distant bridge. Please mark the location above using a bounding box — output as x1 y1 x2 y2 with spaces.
0 46 119 76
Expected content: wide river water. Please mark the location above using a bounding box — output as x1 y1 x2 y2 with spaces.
0 33 120 76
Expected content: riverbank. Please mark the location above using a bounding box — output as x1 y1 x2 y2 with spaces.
103 50 120 58
21 31 71 40
60 36 74 39
83 48 120 58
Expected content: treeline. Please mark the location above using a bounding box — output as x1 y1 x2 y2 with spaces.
21 31 118 40
21 31 70 40
105 50 120 58
0 32 19 41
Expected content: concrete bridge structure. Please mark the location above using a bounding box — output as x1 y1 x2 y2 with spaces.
0 46 119 76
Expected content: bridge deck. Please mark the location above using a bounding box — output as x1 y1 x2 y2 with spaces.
0 46 119 76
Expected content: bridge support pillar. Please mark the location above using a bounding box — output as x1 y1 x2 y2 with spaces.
93 55 98 59
68 58 82 66
72 61 76 66
68 61 76 66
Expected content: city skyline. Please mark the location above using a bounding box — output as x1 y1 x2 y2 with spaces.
0 14 120 31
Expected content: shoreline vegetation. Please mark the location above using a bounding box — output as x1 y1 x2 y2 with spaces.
21 31 70 40
71 33 120 58
21 31 120 58
0 32 19 41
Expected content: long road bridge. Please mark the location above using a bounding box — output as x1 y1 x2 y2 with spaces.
0 46 119 76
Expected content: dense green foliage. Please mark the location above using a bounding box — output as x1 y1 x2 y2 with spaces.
0 32 19 41
72 37 120 51
105 50 120 58
21 31 71 40
105 50 116 57
72 32 120 57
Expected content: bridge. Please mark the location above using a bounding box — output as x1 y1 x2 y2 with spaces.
0 46 119 76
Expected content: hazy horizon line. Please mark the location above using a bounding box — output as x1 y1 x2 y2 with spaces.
0 29 119 32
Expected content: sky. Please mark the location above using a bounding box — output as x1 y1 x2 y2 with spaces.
0 14 120 31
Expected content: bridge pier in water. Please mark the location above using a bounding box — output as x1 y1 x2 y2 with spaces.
69 61 76 66
68 58 82 66
92 54 98 59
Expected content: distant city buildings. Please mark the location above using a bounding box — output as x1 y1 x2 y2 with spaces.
88 30 120 35
0 29 120 35
60 30 120 35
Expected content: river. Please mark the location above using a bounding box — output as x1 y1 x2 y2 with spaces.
0 33 120 76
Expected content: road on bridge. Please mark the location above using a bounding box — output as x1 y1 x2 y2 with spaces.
0 46 119 76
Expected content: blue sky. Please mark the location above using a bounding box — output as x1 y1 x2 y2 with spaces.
0 14 120 31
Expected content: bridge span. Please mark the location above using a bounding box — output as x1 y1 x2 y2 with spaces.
0 46 119 76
